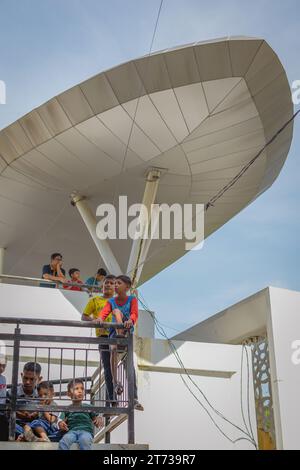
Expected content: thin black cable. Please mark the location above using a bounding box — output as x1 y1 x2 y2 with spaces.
112 0 164 209
156 316 256 447
126 109 300 282
138 296 257 448
205 109 300 210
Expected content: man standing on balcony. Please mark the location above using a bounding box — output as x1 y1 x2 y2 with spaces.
40 253 66 288
81 275 115 406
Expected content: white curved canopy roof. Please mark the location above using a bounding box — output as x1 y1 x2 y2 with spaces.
0 37 294 283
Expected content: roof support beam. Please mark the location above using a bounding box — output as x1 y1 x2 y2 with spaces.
71 194 122 276
126 168 161 286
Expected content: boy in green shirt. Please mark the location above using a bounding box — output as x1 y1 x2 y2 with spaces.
58 379 103 450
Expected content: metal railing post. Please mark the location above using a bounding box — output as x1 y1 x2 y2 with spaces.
127 333 135 444
104 413 111 444
9 326 21 441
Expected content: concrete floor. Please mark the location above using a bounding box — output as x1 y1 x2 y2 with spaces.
0 442 148 450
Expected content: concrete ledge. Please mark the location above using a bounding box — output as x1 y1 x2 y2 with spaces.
0 442 149 451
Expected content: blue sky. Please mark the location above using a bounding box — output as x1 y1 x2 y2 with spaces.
0 0 299 334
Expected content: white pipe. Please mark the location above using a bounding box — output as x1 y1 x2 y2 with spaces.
71 194 122 276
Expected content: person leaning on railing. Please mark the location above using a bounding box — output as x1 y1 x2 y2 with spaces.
85 268 107 292
63 268 84 291
96 275 144 411
81 275 115 405
40 253 66 288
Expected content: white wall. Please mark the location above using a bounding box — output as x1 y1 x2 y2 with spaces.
267 287 300 450
169 285 300 450
112 339 257 450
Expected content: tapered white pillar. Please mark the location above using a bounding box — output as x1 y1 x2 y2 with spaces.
127 168 161 286
71 193 122 276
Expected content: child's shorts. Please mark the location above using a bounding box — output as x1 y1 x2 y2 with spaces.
30 419 63 441
109 328 130 352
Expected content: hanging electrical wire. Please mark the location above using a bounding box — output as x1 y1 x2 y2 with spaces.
205 109 300 210
112 0 164 208
126 109 300 281
137 294 257 448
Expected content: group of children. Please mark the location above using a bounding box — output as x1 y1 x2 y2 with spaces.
0 273 142 450
0 361 103 450
41 252 107 292
82 273 142 410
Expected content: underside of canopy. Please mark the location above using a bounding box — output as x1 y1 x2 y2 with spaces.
0 37 294 284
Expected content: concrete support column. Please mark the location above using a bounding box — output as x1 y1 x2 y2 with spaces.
71 193 122 275
127 168 161 286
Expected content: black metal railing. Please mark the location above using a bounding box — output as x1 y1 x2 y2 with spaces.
0 317 135 444
91 351 129 444
0 274 102 293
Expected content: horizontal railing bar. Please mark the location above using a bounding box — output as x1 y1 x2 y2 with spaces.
6 376 92 389
0 273 100 291
53 390 91 397
2 390 91 397
6 354 99 368
0 274 56 285
0 404 129 415
1 398 128 405
0 317 123 329
5 346 99 351
0 333 128 345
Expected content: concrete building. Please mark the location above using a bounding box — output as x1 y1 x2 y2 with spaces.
1 282 299 450
0 36 296 450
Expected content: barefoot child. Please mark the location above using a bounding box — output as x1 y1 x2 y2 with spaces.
97 275 143 411
82 275 116 406
23 381 61 442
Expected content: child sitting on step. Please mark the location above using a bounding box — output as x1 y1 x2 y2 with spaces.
23 381 62 442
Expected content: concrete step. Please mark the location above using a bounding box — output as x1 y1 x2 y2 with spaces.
0 442 148 451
